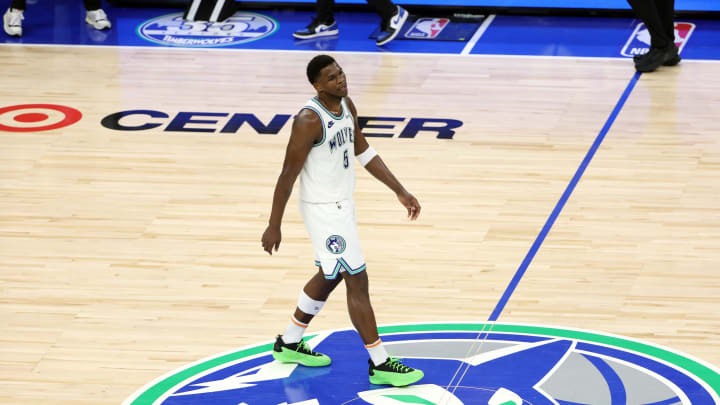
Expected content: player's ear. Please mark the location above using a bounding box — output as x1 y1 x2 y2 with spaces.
312 81 322 93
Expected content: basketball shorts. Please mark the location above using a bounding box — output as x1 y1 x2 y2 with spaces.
299 199 366 280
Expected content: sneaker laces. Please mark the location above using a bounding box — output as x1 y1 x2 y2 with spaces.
295 340 323 357
7 9 23 25
90 9 108 22
385 357 413 373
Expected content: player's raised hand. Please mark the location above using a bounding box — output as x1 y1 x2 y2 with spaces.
397 191 421 220
261 225 282 255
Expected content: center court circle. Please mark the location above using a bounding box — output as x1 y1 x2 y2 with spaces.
122 322 720 405
137 12 278 48
0 104 82 132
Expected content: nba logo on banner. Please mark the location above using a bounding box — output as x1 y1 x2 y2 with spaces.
405 18 450 39
621 22 695 57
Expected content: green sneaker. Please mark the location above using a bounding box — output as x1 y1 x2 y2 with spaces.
368 357 424 386
272 335 331 367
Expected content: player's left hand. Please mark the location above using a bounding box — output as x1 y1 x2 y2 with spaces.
397 191 421 220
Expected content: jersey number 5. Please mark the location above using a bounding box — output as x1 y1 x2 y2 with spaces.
343 150 349 169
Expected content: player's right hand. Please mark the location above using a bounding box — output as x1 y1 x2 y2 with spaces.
261 226 281 255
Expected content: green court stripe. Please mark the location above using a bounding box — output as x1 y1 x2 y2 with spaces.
384 394 436 404
377 323 720 396
130 343 273 405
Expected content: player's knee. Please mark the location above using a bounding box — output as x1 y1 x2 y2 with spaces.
297 290 325 315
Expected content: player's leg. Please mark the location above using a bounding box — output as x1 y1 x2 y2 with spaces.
288 268 342 332
342 270 423 386
273 268 341 367
293 0 338 39
84 0 111 30
4 0 25 37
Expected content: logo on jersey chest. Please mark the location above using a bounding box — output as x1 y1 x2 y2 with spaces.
328 126 354 153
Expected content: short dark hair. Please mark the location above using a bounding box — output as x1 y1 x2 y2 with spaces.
306 55 336 84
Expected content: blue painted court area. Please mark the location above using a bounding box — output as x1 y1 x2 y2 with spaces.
2 0 720 60
257 0 720 11
125 325 720 404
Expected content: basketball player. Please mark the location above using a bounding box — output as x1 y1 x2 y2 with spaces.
3 0 110 37
627 0 680 72
261 54 424 387
293 0 408 46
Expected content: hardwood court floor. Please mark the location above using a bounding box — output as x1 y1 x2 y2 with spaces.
0 46 718 404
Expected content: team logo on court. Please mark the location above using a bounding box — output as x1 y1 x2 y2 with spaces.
621 22 695 57
123 322 720 405
0 104 82 132
405 18 450 39
137 12 278 47
325 235 346 254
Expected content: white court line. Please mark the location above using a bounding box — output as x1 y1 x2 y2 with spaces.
2 42 719 63
461 14 496 55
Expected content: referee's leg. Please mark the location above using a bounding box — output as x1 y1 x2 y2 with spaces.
656 0 677 44
627 0 672 48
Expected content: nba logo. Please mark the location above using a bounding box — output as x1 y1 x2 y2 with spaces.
405 18 450 39
621 22 695 57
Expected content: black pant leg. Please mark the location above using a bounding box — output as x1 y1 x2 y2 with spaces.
316 0 335 23
84 0 102 11
10 0 26 9
627 0 673 48
656 0 676 44
366 0 396 23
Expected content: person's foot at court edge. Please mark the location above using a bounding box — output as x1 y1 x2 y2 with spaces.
293 18 338 39
369 357 424 386
86 9 111 30
272 335 331 367
633 44 681 64
3 8 23 37
635 44 681 73
376 5 408 46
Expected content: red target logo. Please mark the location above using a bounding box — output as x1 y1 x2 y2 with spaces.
0 104 82 132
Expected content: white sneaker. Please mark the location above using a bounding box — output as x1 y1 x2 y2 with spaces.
86 9 111 30
3 8 23 37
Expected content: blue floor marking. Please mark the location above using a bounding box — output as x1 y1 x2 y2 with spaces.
487 71 642 322
583 354 628 405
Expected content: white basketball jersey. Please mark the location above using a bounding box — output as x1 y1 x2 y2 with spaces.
298 97 356 203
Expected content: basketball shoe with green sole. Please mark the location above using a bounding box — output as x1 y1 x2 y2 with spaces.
272 335 331 367
369 357 424 386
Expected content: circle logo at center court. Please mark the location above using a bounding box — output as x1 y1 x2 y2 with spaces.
137 12 278 48
123 322 720 405
0 104 82 132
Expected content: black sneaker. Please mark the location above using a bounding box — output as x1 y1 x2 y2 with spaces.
272 335 331 367
293 18 339 39
635 44 681 72
368 357 424 386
